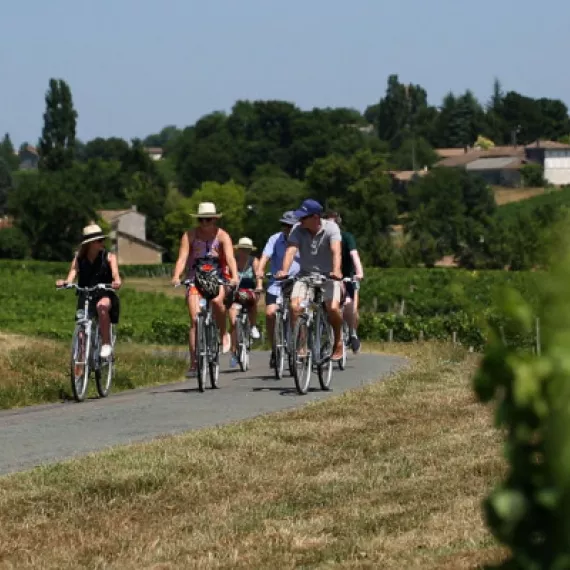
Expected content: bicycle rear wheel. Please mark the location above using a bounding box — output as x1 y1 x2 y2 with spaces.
208 322 220 389
273 311 285 379
70 324 90 402
237 314 250 371
95 324 116 398
338 321 348 371
292 316 312 395
196 314 207 392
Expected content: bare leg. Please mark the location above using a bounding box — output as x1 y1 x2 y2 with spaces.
211 286 230 352
228 305 238 353
326 298 343 359
96 298 112 345
187 292 200 367
265 304 277 349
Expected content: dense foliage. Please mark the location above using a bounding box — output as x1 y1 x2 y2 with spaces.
2 75 569 268
474 221 570 568
0 261 543 350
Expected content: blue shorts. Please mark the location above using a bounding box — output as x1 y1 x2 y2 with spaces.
266 292 279 306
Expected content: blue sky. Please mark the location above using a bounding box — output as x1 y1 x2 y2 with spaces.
1 0 568 146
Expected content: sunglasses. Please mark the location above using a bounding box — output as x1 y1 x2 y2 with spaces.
198 217 214 223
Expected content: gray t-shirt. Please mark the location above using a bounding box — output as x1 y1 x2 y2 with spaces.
288 219 341 275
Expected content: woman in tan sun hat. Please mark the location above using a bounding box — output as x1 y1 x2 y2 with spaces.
227 237 263 367
56 223 122 359
172 202 239 377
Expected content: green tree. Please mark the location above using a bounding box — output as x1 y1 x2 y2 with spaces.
0 133 19 170
0 158 14 215
38 79 78 171
391 136 439 171
82 137 130 162
245 174 306 247
8 169 94 260
521 163 545 187
0 227 29 259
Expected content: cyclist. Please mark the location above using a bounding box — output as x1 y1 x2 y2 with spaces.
276 199 344 361
323 211 364 353
55 223 122 359
171 202 239 377
228 237 262 368
256 210 300 368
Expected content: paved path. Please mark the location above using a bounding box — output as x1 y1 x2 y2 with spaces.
0 351 406 476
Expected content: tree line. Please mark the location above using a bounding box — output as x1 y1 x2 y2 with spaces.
0 75 568 268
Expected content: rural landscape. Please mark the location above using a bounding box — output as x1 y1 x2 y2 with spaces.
2 23 570 568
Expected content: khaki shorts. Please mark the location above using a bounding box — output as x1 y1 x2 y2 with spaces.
291 279 342 304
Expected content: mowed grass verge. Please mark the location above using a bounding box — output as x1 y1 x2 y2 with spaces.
0 343 507 569
0 332 187 409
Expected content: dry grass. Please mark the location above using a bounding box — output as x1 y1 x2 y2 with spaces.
0 343 507 569
124 277 185 298
0 333 187 409
493 186 547 206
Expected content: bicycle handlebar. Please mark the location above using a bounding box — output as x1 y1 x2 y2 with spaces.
57 283 115 293
174 277 229 289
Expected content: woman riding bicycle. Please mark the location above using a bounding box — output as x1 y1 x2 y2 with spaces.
228 237 262 368
55 224 122 359
172 202 239 377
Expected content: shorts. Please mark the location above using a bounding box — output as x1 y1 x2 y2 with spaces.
291 279 342 304
232 288 257 308
266 292 279 306
77 291 120 324
344 281 360 301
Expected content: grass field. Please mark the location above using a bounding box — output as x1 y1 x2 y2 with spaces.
0 332 187 409
0 343 507 569
493 186 548 206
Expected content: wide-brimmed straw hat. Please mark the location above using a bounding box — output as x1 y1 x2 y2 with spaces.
81 224 106 245
234 237 256 251
190 202 222 218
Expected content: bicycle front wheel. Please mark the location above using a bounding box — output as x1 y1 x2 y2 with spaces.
195 315 207 392
338 321 348 371
70 324 90 402
237 315 249 372
208 322 220 389
292 316 312 395
317 312 334 391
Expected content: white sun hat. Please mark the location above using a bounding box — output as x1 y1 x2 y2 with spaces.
234 237 256 251
191 202 222 218
80 224 106 245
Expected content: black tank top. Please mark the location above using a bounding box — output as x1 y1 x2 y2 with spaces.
77 250 113 287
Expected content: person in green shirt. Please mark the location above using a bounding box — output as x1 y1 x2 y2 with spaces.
324 211 364 353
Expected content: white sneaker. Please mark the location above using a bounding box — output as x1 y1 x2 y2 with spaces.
251 326 260 340
100 344 113 359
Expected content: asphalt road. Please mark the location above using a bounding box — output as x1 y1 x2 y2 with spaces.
0 351 406 476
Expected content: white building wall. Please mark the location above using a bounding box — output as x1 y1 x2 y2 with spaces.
544 150 570 185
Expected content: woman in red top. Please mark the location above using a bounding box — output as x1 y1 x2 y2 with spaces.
172 202 239 376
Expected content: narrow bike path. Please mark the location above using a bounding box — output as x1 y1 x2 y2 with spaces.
0 351 406 476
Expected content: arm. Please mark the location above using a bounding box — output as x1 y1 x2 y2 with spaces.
220 231 239 284
331 240 342 278
280 244 299 276
253 257 263 291
256 254 271 279
108 253 122 289
172 232 190 285
350 250 364 279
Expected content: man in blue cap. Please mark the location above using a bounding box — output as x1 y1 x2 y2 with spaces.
276 199 344 361
256 210 300 366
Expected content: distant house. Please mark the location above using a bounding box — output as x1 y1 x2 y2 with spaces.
525 140 570 185
435 140 570 187
18 145 39 170
97 206 165 265
144 147 163 161
388 168 429 194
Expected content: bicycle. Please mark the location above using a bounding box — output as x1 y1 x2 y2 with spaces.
338 278 359 371
234 298 252 372
267 273 295 379
177 276 226 392
58 283 116 402
290 272 342 395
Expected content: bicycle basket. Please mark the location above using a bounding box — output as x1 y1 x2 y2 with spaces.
194 257 221 299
